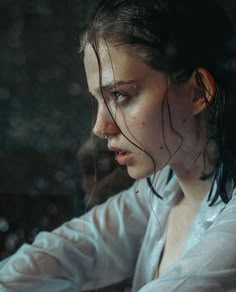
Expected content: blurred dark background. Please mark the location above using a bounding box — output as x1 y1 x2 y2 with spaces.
0 0 97 259
0 0 235 260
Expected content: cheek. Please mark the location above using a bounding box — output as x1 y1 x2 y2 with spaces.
117 103 165 149
168 89 193 131
121 114 149 134
125 114 164 150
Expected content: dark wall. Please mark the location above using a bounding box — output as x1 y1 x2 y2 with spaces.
0 0 96 258
0 0 97 197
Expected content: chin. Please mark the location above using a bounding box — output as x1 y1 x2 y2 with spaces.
127 165 155 180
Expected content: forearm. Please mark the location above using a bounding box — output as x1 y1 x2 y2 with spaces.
0 181 149 291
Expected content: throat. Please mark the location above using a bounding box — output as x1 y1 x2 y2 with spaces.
156 195 199 277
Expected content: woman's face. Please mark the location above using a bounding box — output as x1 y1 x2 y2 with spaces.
84 41 199 179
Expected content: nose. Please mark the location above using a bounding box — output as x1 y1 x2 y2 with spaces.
93 104 119 138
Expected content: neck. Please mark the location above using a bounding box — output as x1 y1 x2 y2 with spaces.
175 172 214 209
170 142 218 208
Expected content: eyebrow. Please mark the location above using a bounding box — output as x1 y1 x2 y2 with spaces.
90 80 137 96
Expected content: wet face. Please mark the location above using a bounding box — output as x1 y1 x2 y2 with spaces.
84 41 200 179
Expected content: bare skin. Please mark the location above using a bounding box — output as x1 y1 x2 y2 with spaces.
155 195 203 276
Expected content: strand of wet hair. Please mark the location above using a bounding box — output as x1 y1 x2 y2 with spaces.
100 40 167 210
94 39 166 232
159 79 184 169
99 39 158 172
195 70 225 205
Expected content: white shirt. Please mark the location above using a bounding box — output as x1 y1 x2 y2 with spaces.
0 167 236 291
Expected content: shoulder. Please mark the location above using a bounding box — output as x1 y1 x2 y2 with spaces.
211 188 236 227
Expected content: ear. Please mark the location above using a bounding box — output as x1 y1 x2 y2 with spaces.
191 68 216 115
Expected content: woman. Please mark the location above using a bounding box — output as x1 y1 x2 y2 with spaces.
1 0 236 291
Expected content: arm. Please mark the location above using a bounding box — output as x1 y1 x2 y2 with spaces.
140 193 236 291
0 180 150 292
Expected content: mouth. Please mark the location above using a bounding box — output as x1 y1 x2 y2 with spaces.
115 150 131 165
108 145 131 165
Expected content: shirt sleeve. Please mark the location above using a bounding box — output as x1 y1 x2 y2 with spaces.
139 194 236 292
0 180 150 292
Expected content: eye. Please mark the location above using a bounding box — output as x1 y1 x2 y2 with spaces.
110 91 129 104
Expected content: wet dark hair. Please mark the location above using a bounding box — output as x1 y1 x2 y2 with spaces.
80 0 236 205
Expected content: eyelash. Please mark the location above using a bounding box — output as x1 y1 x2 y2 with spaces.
110 91 130 104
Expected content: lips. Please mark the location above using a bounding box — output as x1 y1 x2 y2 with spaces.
108 145 131 165
115 151 130 165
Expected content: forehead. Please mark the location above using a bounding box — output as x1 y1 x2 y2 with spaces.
84 42 114 90
83 41 157 95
